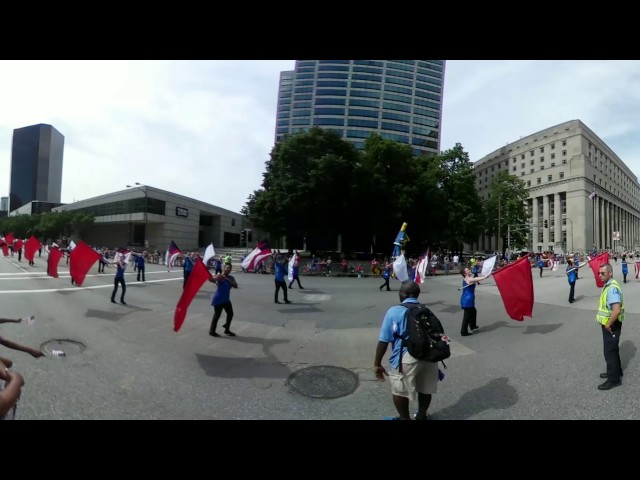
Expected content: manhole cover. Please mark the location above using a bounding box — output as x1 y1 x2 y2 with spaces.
40 339 86 357
287 366 359 399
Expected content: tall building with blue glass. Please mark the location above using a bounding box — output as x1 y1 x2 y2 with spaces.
275 60 445 156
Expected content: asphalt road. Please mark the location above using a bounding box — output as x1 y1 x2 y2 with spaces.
1 255 638 419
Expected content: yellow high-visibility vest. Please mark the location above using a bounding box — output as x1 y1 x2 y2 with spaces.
596 279 624 325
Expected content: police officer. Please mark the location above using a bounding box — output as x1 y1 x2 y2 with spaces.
596 263 624 390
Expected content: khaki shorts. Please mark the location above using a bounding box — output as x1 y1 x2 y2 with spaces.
388 353 438 400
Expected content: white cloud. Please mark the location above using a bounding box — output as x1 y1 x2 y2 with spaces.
2 60 640 213
0 60 294 211
442 60 640 177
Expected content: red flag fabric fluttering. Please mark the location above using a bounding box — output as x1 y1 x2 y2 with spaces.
174 258 213 332
589 252 610 288
0 241 8 257
492 256 534 321
4 233 14 246
47 247 63 278
25 236 40 262
69 240 101 286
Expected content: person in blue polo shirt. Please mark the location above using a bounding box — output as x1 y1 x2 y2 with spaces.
208 263 238 337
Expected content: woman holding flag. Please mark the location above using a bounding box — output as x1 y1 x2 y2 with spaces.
459 266 491 336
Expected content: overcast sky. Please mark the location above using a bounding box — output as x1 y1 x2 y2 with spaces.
1 60 639 213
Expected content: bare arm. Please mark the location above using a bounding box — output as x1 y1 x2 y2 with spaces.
465 275 489 285
0 336 44 358
0 318 21 324
0 370 24 418
373 341 389 381
228 276 238 288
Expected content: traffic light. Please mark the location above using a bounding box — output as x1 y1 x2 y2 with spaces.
240 230 247 244
544 220 548 228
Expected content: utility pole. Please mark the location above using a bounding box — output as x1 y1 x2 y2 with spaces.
507 223 510 254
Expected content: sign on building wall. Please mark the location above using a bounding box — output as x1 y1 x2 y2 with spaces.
612 231 620 241
176 206 189 218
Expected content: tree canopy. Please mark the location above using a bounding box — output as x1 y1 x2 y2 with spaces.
244 128 489 255
0 211 95 242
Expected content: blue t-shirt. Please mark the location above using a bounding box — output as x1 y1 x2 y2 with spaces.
460 279 476 308
622 262 628 274
115 263 126 280
211 275 235 305
135 255 145 268
567 265 577 284
378 298 420 369
274 261 286 281
184 257 194 272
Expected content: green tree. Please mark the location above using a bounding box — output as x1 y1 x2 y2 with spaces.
352 134 419 254
0 211 95 243
434 143 485 252
244 127 360 251
484 171 530 254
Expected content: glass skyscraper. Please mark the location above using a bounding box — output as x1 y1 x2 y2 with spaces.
9 123 64 212
275 60 445 156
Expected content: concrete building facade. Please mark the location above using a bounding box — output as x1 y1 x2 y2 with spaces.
52 185 247 252
275 60 445 156
472 119 640 254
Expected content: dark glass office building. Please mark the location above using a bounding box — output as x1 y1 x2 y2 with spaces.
9 123 64 212
275 60 445 156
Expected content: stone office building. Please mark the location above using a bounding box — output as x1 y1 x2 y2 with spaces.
471 119 640 254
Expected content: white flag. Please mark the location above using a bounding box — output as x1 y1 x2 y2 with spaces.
480 255 497 277
69 240 76 250
416 257 428 284
203 243 216 266
393 254 409 282
288 253 297 282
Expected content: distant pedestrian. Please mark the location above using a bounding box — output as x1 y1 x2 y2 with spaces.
110 255 127 305
379 263 392 291
208 263 238 337
273 254 291 304
183 253 194 289
288 258 304 289
622 259 628 283
567 260 577 303
135 252 146 282
538 258 544 277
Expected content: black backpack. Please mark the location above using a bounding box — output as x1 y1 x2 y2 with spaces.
400 303 451 363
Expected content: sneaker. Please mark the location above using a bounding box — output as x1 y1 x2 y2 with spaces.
471 326 479 330
120 300 127 305
111 299 116 304
598 380 622 390
284 300 292 304
275 301 282 304
224 330 236 337
209 331 221 337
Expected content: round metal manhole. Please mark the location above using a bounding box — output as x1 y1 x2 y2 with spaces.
40 339 86 357
287 366 359 399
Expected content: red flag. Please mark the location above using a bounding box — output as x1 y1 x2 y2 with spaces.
15 238 23 251
492 256 534 321
4 233 14 245
589 252 610 288
47 247 63 278
0 241 8 257
25 235 40 262
69 240 101 286
174 258 213 332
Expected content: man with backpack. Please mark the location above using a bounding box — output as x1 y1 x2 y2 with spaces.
374 280 449 420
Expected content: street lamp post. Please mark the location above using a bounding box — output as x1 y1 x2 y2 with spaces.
126 183 147 248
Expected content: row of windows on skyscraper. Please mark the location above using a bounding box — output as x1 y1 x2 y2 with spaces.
275 60 445 156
